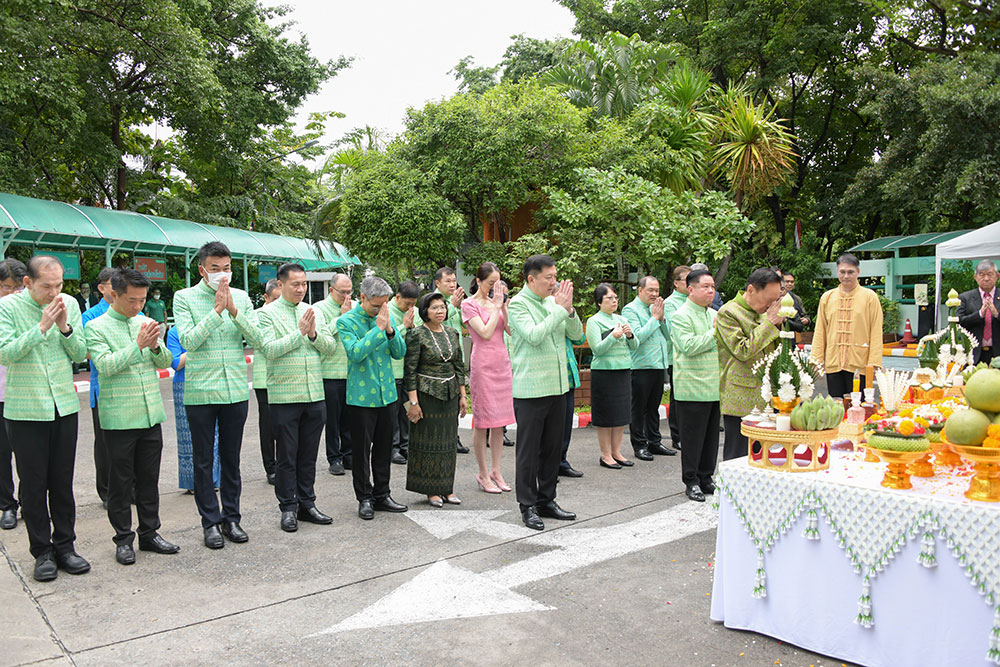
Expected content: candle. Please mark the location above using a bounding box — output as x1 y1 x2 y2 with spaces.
776 414 792 431
852 375 860 393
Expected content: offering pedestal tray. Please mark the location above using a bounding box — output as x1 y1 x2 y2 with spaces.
742 423 839 472
950 444 1000 502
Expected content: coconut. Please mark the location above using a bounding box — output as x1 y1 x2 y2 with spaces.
944 408 992 446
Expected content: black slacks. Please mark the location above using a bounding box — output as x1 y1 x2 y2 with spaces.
559 388 574 469
185 401 248 528
513 394 565 512
323 379 352 466
271 401 326 511
676 400 720 487
722 414 748 461
350 404 394 501
979 346 994 366
7 413 78 557
104 424 162 546
0 402 16 512
826 370 865 399
630 368 665 453
666 366 681 446
92 403 109 502
391 379 409 454
254 388 276 476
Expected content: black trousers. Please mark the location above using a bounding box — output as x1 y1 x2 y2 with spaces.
666 366 681 446
350 404 394 501
630 368 665 453
323 379 352 466
722 414 747 461
185 401 248 529
271 401 326 512
676 400 720 487
391 379 409 454
104 424 162 546
7 413 78 557
559 387 574 469
93 404 109 502
0 402 16 511
254 388 276 476
827 370 866 399
980 346 994 366
513 394 565 512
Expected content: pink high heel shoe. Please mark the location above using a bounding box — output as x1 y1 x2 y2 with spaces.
476 473 501 494
490 472 512 492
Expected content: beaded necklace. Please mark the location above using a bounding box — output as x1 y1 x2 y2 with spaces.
426 325 453 362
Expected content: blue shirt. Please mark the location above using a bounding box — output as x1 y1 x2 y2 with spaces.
81 299 110 407
165 327 186 383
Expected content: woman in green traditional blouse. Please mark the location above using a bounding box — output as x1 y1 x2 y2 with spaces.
404 293 468 507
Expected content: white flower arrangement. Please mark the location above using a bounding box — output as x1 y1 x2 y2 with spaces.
915 287 979 377
755 341 824 403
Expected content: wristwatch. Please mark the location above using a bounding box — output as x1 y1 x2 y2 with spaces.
60 325 73 337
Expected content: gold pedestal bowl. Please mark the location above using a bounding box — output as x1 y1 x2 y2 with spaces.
867 448 928 490
908 452 935 478
950 445 1000 503
931 439 962 467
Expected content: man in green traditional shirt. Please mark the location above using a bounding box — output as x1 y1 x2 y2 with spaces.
388 281 418 465
315 273 354 476
663 265 691 452
0 256 91 581
508 255 583 531
143 287 167 339
173 242 263 550
87 268 180 565
253 279 280 485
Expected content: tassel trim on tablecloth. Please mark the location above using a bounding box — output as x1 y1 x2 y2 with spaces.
753 549 767 599
855 575 873 628
988 606 1000 664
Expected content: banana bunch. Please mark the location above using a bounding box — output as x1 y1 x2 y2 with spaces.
790 396 845 431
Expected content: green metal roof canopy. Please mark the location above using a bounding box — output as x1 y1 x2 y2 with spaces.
0 192 359 268
848 230 971 253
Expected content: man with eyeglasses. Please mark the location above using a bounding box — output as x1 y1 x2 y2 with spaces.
958 260 999 366
315 273 355 475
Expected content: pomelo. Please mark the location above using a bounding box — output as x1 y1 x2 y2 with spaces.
944 408 991 445
964 368 1000 413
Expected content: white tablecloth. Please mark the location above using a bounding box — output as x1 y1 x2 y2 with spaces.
711 450 1000 666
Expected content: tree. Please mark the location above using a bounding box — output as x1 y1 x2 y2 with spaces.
450 56 499 94
500 34 574 83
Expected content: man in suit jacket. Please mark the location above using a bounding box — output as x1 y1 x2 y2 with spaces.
958 259 999 366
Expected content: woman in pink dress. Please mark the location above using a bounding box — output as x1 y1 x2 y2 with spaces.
462 262 516 493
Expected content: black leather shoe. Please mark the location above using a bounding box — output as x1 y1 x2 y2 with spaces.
266 472 276 485
358 499 375 520
456 442 470 454
700 480 716 495
33 552 57 582
648 443 677 456
342 458 353 470
391 449 407 465
56 551 91 574
329 460 345 476
686 484 706 502
204 524 224 549
0 508 16 529
503 434 514 447
522 507 544 531
672 441 682 450
116 544 136 565
613 457 635 467
139 534 180 554
634 448 654 461
221 521 249 543
373 496 408 513
298 506 333 525
599 459 622 469
558 465 584 478
537 500 576 521
280 510 298 532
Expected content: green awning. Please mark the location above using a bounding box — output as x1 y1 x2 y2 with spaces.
849 230 971 253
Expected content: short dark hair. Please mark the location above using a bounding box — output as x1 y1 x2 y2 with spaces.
523 254 556 280
686 268 713 288
768 266 783 278
97 267 116 285
277 263 306 281
638 275 659 289
593 283 616 307
397 281 420 299
418 291 447 322
26 255 62 279
198 241 231 265
783 271 795 280
836 253 860 269
672 265 691 282
0 258 26 282
111 268 151 295
747 268 782 291
434 267 456 282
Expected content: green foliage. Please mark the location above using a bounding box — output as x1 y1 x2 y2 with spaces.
459 242 520 283
500 35 574 83
450 56 500 94
878 292 901 335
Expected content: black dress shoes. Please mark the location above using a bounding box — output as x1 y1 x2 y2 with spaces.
33 551 57 582
139 534 181 554
391 449 407 465
298 506 333 525
204 524 224 549
266 472 276 485
456 441 470 454
686 484 706 502
558 465 584 478
537 501 576 521
116 544 136 565
600 459 622 470
373 496 408 513
613 458 634 467
522 507 544 531
280 510 298 532
672 441 682 450
700 480 716 495
221 521 249 543
634 448 654 461
503 434 514 447
329 460 345 476
0 508 16 529
648 443 677 456
342 458 353 470
56 551 91 574
358 499 375 520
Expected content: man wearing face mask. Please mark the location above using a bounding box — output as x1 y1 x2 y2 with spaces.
143 287 168 340
82 268 116 507
258 264 337 532
173 242 264 549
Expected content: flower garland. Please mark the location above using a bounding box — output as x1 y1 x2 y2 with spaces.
916 288 979 376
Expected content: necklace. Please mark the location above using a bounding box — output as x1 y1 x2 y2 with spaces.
426 326 453 361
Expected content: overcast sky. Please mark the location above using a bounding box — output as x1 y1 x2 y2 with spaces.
276 0 578 147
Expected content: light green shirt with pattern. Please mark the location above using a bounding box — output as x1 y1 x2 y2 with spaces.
586 310 639 370
173 281 262 406
387 298 415 379
314 296 350 380
87 309 173 430
508 288 584 399
251 305 268 390
662 290 688 367
0 292 87 421
622 296 669 370
257 297 337 404
670 299 720 402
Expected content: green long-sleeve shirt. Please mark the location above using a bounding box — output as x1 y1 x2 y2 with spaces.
314 296 351 380
86 309 172 430
508 288 584 399
251 305 268 390
336 305 407 408
622 297 669 369
0 292 87 421
257 297 337 404
388 298 415 380
662 290 688 367
173 281 262 406
670 299 719 402
714 292 780 416
586 311 639 370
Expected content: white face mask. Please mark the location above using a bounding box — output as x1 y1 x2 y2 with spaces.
206 271 232 290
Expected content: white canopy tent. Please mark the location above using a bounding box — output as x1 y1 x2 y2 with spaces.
934 220 1000 323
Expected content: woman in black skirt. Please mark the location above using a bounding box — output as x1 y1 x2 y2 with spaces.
585 284 638 469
